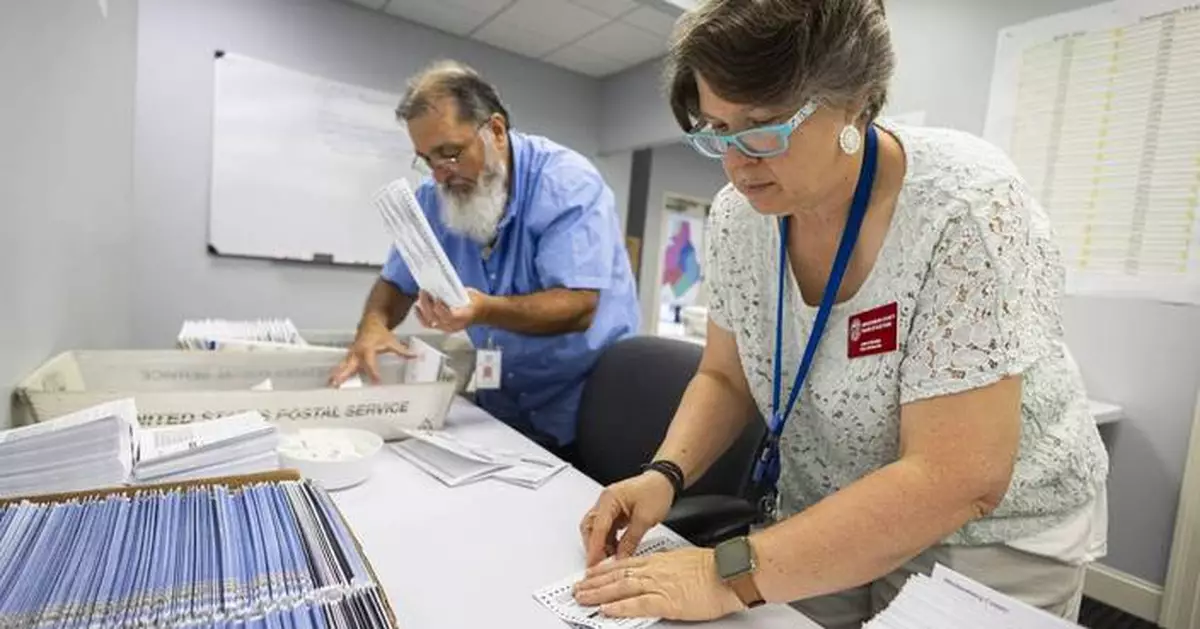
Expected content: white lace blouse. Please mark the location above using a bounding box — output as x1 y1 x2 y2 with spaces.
705 122 1110 545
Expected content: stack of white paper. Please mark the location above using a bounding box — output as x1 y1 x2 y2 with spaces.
132 411 281 484
0 399 137 498
865 564 1083 629
391 429 568 489
177 317 307 349
0 401 283 498
374 178 470 308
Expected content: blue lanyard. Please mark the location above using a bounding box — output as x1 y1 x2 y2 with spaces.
751 125 880 495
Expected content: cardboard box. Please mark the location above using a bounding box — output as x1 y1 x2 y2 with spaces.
14 349 458 440
0 469 398 628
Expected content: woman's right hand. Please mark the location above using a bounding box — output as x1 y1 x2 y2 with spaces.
580 471 676 566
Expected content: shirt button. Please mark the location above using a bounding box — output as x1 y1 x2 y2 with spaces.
490 273 497 280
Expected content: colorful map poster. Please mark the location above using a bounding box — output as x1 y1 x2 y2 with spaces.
658 209 706 322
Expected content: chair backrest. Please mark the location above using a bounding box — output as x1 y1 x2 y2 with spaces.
575 335 764 498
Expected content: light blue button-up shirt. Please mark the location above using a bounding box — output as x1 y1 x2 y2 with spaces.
381 131 640 446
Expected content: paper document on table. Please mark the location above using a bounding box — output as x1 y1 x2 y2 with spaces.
132 411 280 483
489 452 568 489
533 533 691 629
392 429 567 489
0 399 137 498
863 564 1083 629
375 178 469 308
390 431 508 486
136 411 274 461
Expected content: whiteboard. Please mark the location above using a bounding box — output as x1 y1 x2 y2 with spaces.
982 0 1200 304
209 52 419 266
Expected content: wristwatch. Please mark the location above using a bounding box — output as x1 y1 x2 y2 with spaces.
713 536 765 608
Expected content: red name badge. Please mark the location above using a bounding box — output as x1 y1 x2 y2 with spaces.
848 302 898 359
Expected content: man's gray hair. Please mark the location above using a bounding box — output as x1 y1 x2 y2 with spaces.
396 60 512 126
665 0 894 131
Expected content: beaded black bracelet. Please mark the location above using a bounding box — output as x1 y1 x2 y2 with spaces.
642 460 686 499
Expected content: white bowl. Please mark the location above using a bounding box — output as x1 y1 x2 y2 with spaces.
276 427 383 490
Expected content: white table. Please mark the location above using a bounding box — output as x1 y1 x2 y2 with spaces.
332 398 820 629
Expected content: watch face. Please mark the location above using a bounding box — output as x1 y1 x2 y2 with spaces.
715 538 754 580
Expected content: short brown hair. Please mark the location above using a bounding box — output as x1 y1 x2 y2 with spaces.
665 0 894 132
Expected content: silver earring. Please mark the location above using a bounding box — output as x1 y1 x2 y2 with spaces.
839 125 863 154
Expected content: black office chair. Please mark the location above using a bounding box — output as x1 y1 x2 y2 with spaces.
575 335 764 547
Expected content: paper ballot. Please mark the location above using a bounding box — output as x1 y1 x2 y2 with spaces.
375 178 469 308
391 429 567 489
533 533 691 629
133 411 280 483
863 564 1083 629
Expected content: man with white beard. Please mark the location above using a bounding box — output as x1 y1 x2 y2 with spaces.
331 61 640 463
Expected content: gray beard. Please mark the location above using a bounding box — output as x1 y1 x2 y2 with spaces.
437 164 508 244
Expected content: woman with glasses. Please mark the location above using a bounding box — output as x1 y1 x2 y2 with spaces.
573 0 1108 626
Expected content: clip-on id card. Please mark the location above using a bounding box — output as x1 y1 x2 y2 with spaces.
475 349 501 390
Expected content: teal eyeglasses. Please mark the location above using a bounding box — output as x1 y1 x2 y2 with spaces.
685 100 819 159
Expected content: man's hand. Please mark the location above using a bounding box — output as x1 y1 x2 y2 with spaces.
413 288 491 334
328 319 414 386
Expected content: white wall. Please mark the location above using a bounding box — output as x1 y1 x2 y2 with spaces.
0 0 139 428
639 143 727 332
607 0 1199 585
132 0 604 347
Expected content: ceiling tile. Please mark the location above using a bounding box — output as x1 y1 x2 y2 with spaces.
343 0 388 9
622 6 678 37
487 0 610 44
565 0 637 18
473 21 563 58
381 0 502 36
573 20 666 64
544 44 627 77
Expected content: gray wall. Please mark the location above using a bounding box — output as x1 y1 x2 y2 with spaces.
606 0 1199 585
132 0 604 347
0 0 139 428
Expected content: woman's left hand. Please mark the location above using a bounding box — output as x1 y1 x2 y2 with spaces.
572 547 745 621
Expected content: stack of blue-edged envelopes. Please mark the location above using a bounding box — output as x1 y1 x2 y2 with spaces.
0 470 397 628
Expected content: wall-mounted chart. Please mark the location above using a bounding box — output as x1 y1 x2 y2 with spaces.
984 0 1200 304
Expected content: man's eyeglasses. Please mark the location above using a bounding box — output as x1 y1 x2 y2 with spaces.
412 123 492 176
685 100 819 159
412 148 465 176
